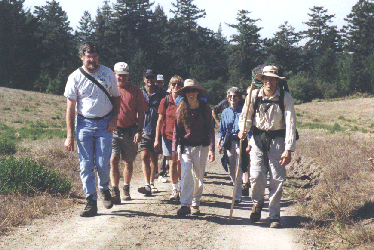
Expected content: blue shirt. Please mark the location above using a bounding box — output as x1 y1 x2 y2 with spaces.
141 86 166 136
219 105 243 139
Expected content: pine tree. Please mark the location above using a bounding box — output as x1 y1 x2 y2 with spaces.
344 0 374 93
33 0 76 94
264 21 301 75
226 10 263 88
0 0 40 89
76 11 94 44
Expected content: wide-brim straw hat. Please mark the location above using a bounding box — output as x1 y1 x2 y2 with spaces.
176 79 208 95
255 65 286 81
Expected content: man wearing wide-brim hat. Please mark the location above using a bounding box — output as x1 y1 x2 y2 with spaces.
238 65 297 228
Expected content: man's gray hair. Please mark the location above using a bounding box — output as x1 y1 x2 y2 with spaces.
227 87 241 97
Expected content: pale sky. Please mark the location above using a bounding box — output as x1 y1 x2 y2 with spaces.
24 0 358 41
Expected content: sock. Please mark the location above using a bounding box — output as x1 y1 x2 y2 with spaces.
150 182 154 186
172 183 178 190
123 183 129 187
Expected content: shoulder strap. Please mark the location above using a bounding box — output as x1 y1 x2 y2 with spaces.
279 88 285 120
164 94 170 109
79 67 114 105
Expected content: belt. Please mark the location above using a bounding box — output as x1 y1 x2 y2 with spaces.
78 112 112 120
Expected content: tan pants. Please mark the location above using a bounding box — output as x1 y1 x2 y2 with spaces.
227 140 242 200
180 145 209 207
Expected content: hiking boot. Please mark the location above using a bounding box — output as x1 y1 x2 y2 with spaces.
150 183 158 193
111 186 121 205
122 185 131 200
80 195 98 217
177 206 191 216
191 206 201 215
242 183 250 197
235 198 242 204
138 184 152 196
270 219 282 228
101 189 113 209
250 205 262 222
169 189 180 201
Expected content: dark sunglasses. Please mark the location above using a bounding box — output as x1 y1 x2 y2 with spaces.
185 89 198 93
146 75 156 80
172 82 182 87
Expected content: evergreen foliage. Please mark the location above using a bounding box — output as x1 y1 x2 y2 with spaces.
1 0 374 102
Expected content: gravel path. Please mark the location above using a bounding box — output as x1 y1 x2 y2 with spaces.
0 145 305 250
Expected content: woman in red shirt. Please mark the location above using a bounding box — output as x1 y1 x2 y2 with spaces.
155 76 183 200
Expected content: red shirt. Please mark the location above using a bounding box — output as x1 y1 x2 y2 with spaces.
117 82 148 128
158 96 177 141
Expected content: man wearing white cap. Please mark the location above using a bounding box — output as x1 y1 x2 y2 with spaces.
238 65 297 228
110 62 148 203
156 74 165 88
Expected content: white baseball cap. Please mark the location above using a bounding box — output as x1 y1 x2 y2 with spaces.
114 62 129 74
157 74 164 81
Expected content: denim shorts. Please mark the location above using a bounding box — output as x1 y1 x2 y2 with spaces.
162 137 172 157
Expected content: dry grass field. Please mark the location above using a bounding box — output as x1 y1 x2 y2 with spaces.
0 87 373 249
286 96 374 249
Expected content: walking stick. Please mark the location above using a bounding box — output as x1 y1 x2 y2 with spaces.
229 82 255 221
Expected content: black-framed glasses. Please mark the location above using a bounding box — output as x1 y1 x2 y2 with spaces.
185 89 198 93
172 82 182 87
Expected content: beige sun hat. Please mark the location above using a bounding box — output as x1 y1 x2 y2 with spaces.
255 65 285 81
176 79 208 95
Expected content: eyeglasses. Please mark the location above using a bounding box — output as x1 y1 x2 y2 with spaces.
185 89 198 93
171 82 182 87
146 75 156 80
228 94 238 99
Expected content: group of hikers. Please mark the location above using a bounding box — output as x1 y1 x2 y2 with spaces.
64 42 297 229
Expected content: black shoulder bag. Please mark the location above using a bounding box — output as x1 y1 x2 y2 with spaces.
79 67 114 105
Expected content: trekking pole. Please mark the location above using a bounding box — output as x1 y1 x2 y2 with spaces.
229 82 255 221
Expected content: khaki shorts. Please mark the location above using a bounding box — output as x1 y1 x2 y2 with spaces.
138 132 161 154
112 126 138 162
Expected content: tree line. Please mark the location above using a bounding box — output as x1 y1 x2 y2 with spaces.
1 0 374 104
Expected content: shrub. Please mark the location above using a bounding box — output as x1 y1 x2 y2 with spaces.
0 139 16 155
0 156 71 195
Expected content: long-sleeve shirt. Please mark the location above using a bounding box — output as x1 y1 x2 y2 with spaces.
219 105 242 139
238 88 297 151
173 102 215 152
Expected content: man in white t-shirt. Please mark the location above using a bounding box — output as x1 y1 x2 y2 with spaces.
64 42 121 217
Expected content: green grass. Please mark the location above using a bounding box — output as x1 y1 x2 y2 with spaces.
298 122 345 133
0 156 71 195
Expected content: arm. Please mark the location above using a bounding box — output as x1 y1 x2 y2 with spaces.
206 105 215 162
172 111 180 162
212 110 220 126
238 89 256 139
154 113 164 150
217 112 226 152
65 98 76 151
134 111 145 144
108 96 120 132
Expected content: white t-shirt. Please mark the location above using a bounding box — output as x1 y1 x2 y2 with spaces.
64 65 120 118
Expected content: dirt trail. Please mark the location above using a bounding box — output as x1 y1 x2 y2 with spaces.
0 148 305 249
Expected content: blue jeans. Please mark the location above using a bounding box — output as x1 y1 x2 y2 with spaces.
76 115 113 200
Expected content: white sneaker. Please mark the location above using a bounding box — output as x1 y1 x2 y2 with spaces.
150 184 158 193
169 189 180 201
158 175 168 183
